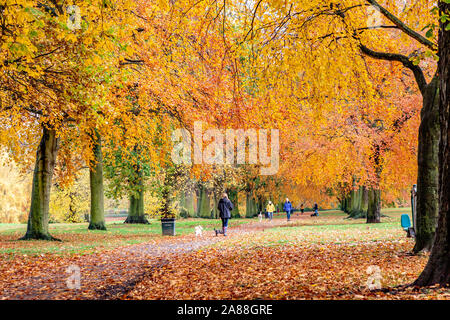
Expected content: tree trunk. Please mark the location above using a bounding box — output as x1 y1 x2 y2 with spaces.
21 127 60 240
88 130 106 230
257 195 266 214
343 194 351 213
184 190 195 217
212 193 219 219
246 192 257 218
366 187 381 223
349 185 364 218
414 76 440 253
415 5 450 285
349 187 356 213
361 186 368 217
197 184 211 218
125 189 149 224
179 192 186 217
179 190 195 218
227 188 240 218
342 196 348 213
125 164 149 224
187 191 195 216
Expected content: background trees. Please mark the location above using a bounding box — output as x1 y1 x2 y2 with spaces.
0 0 439 274
0 0 142 239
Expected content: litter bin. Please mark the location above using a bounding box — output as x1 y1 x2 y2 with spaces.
161 218 176 236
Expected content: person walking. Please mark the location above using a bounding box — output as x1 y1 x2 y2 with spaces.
215 192 233 236
266 201 275 221
283 198 293 222
300 203 305 215
311 202 319 217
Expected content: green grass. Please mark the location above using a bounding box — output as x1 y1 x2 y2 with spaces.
0 217 252 235
0 217 253 256
212 207 412 249
0 208 411 256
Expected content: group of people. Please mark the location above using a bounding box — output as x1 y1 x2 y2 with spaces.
215 193 320 237
266 199 319 221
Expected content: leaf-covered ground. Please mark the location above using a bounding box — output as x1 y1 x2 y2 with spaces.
1 209 449 300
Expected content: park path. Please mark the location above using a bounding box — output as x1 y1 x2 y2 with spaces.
0 215 301 300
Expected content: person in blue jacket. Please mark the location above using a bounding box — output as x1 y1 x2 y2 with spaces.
283 198 293 222
311 202 319 216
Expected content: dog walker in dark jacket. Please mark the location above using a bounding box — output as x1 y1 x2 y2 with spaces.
216 197 233 236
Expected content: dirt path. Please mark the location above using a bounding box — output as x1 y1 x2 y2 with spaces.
0 217 299 300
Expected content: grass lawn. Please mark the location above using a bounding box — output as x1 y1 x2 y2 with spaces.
0 217 252 256
0 208 411 256
206 208 412 251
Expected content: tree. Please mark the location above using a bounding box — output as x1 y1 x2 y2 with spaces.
104 134 156 225
0 0 141 239
49 170 89 223
414 0 450 286
21 127 60 240
88 130 106 230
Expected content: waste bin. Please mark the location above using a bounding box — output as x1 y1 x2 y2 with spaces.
161 218 176 236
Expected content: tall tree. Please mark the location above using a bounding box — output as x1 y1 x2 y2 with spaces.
21 126 59 240
415 0 450 286
88 130 106 230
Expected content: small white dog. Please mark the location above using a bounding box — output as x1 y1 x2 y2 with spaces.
195 225 204 237
258 212 263 222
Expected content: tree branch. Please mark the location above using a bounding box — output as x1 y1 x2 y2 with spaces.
365 0 436 50
359 43 427 94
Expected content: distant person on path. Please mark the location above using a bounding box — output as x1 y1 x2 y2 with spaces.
300 203 304 215
266 201 275 221
216 193 233 236
311 202 319 217
283 198 293 222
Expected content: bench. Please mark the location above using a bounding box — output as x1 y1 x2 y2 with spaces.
401 214 415 238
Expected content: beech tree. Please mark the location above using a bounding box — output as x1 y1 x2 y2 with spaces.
415 0 450 286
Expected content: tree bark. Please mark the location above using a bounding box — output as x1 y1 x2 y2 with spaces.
415 3 450 286
349 186 357 214
361 186 369 217
349 185 365 218
184 190 195 217
227 188 240 218
212 193 219 219
246 192 257 218
21 127 60 240
197 184 211 218
88 130 106 230
179 190 195 217
366 142 383 224
125 190 149 224
366 187 381 223
414 76 440 253
125 163 149 224
342 196 350 213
